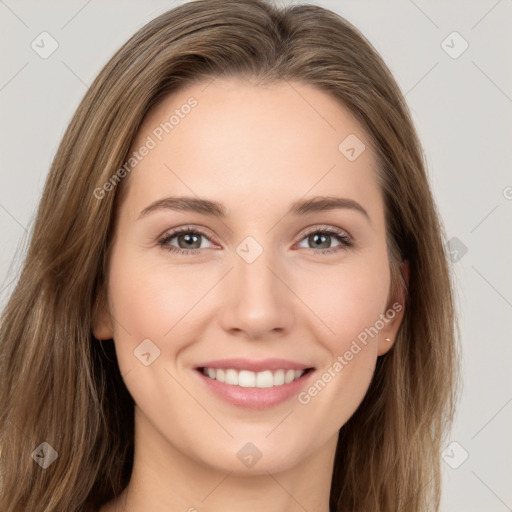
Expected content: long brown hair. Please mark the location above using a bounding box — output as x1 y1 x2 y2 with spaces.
0 1 459 510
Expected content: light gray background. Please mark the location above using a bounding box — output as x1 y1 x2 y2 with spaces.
1 1 511 510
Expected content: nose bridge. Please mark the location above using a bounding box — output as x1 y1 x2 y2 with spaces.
234 237 283 303
220 236 293 337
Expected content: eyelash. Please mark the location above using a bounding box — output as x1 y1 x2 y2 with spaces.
157 225 353 256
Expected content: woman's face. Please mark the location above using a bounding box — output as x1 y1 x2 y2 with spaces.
93 77 406 475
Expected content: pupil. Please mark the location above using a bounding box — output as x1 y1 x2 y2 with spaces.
311 233 330 249
182 233 199 248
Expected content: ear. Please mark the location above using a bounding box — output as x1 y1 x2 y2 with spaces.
377 259 409 356
91 288 114 341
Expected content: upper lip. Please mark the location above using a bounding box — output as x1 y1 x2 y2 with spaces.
195 358 315 373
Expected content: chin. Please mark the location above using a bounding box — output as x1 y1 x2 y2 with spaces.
187 435 310 475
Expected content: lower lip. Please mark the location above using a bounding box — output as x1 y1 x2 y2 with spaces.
194 369 315 410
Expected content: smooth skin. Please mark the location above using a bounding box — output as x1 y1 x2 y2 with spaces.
94 77 408 512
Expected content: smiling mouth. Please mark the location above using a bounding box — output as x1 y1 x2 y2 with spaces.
197 367 315 388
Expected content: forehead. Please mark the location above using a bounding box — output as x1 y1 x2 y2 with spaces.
121 77 382 223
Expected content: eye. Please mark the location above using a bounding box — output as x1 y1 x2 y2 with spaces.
157 225 353 256
158 226 216 256
296 226 353 255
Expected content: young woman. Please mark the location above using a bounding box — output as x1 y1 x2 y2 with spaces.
0 1 459 510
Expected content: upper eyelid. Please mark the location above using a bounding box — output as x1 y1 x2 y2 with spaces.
159 225 219 245
301 224 352 240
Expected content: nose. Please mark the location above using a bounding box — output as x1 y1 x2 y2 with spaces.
218 246 295 341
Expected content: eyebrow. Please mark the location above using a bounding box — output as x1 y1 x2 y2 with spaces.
138 195 371 224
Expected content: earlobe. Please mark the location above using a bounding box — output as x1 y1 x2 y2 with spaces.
377 259 409 356
91 291 114 341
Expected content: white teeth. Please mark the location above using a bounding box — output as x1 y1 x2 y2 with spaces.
225 369 239 385
285 369 295 384
238 370 256 387
256 370 273 388
273 369 285 386
202 367 307 388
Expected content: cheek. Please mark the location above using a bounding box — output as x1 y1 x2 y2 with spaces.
109 244 207 333
294 253 391 354
292 253 390 415
106 244 204 377
106 248 204 419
